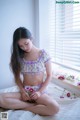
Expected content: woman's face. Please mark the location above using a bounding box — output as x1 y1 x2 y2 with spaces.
18 38 33 52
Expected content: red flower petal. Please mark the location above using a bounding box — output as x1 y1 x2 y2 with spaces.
67 93 70 97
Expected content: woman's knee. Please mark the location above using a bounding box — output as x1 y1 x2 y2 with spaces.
48 101 60 115
0 93 9 100
0 94 5 107
0 93 10 108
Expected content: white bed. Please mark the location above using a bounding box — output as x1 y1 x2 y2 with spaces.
0 83 80 120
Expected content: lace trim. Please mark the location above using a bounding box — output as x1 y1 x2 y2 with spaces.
21 71 44 75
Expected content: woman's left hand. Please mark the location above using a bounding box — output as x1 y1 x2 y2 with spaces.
30 91 41 100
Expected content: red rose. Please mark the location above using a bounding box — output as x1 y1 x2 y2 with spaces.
67 93 70 97
58 76 65 80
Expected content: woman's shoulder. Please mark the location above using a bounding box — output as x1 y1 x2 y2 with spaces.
39 49 48 54
40 49 51 63
40 49 50 56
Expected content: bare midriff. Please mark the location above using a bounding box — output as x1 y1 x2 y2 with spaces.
23 72 44 86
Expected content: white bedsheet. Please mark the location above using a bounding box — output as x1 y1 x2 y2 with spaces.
0 83 80 120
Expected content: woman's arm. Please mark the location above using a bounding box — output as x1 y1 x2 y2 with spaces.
30 60 52 100
16 77 30 101
39 60 52 93
15 78 24 92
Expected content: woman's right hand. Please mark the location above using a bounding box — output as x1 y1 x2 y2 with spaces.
20 89 30 101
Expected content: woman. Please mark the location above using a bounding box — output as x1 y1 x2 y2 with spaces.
0 27 59 116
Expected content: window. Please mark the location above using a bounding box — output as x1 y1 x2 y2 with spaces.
49 0 80 72
73 1 80 30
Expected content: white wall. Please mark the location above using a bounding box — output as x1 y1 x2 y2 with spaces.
39 0 49 51
0 0 50 89
0 0 35 89
34 0 49 50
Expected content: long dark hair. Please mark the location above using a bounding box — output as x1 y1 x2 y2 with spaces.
10 27 32 82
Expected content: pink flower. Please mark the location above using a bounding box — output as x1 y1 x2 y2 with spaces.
67 93 70 97
29 88 34 92
58 76 65 80
25 87 29 90
60 96 64 98
27 87 29 89
77 82 80 86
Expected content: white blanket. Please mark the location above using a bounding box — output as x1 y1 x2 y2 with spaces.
0 83 80 120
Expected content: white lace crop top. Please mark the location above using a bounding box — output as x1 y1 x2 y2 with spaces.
19 49 51 75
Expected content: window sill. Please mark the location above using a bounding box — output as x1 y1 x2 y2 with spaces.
52 76 80 97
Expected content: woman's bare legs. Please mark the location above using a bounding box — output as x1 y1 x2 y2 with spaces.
0 92 59 116
24 94 59 116
0 92 35 109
